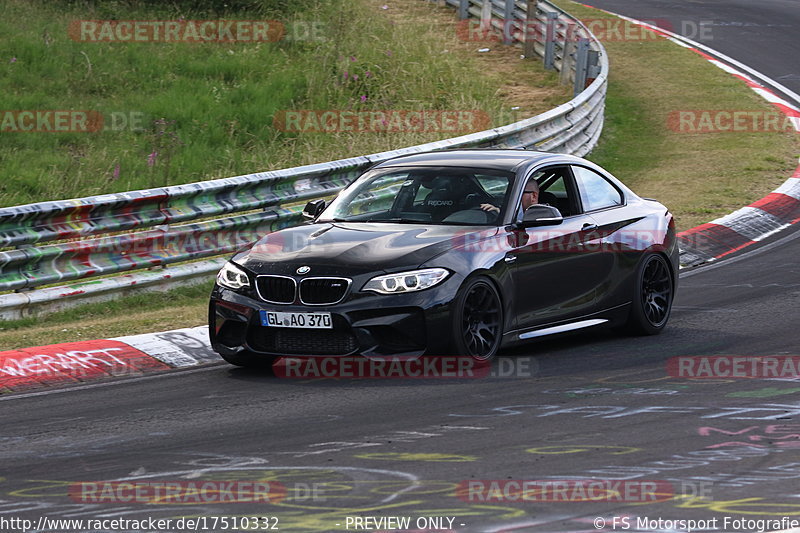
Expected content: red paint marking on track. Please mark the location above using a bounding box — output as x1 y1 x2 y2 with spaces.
715 239 758 259
689 48 715 62
0 340 169 392
642 25 670 38
677 222 725 238
748 193 800 222
677 223 755 259
733 74 762 90
769 102 800 120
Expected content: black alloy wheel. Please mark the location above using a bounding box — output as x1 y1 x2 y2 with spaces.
454 277 503 361
623 253 674 335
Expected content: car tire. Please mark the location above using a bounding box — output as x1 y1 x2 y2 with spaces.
451 276 504 362
220 350 277 370
621 253 674 335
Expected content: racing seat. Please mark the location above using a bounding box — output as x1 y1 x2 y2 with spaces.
424 177 459 221
539 191 557 206
538 191 567 216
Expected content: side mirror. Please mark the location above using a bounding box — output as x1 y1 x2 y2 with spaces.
519 204 563 227
302 199 326 221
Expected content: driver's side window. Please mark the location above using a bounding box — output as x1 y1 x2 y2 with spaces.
525 167 576 217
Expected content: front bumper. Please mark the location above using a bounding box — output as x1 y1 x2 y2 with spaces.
209 279 460 358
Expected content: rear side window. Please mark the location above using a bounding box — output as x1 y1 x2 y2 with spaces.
572 166 623 212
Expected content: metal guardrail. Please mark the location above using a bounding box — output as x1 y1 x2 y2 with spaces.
0 0 608 320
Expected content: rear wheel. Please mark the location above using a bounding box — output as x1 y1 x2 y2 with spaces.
220 350 277 369
622 253 674 335
452 277 504 362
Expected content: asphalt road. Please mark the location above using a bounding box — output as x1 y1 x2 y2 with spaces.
584 0 800 98
2 2 800 533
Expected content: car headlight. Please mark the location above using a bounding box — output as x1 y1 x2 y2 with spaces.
217 262 251 291
363 268 449 295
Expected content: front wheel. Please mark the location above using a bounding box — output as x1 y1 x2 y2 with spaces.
451 276 504 362
622 253 674 335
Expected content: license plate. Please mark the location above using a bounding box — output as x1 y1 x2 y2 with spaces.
260 310 333 329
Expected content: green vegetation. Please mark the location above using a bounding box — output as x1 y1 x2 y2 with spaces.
0 282 213 350
0 0 566 206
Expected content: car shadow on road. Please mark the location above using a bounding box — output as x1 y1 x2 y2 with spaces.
219 321 746 389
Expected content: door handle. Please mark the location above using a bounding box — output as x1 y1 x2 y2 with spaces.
582 223 598 231
504 255 517 263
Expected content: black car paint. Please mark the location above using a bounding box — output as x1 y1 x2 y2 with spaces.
209 150 679 360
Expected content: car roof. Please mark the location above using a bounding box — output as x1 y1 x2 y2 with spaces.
372 149 581 172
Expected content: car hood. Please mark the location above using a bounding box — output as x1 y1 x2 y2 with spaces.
233 222 495 275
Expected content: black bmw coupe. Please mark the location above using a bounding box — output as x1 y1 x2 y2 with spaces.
210 150 678 366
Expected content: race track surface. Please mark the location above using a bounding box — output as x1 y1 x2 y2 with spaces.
3 234 800 533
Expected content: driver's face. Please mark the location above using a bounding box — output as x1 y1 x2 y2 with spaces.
522 188 539 210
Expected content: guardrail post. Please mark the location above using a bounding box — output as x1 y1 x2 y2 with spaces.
458 0 469 19
503 0 515 45
543 11 558 70
573 37 590 96
523 0 538 59
480 0 492 38
12 244 31 294
559 22 576 84
586 49 601 87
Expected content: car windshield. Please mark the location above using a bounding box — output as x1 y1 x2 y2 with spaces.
318 166 514 225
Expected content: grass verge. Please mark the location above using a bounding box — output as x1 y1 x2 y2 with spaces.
0 282 213 350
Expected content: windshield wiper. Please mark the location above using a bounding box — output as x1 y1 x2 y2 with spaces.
325 217 426 224
364 218 427 224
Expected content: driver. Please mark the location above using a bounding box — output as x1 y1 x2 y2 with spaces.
481 178 539 214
